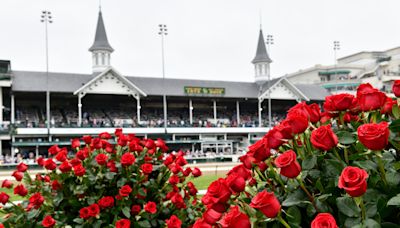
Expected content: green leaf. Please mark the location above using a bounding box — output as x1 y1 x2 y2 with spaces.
387 194 400 206
366 202 377 218
105 172 116 180
282 189 308 207
286 206 301 225
122 206 131 218
386 171 400 186
138 221 152 228
345 217 361 228
392 105 400 119
337 131 357 145
336 196 361 217
363 218 381 228
27 209 40 220
73 218 84 224
353 161 377 172
302 155 317 170
390 118 400 132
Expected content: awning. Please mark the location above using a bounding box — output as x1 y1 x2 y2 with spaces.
318 70 351 75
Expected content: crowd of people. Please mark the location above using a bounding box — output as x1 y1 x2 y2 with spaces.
15 107 286 128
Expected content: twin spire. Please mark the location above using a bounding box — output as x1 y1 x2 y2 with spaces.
252 29 271 64
89 9 113 52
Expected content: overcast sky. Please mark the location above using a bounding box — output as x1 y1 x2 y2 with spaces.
0 0 399 82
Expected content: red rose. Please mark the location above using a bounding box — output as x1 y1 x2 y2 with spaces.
169 175 180 185
357 122 389 150
248 138 271 162
311 213 338 228
308 103 321 123
107 160 118 172
141 163 153 175
44 159 57 171
144 201 157 214
324 94 355 112
76 149 88 161
202 207 222 225
171 193 185 209
14 184 28 196
193 219 213 228
175 156 188 166
183 167 192 176
143 139 155 149
82 135 92 144
16 162 28 172
69 158 81 167
274 150 301 178
285 111 309 134
287 102 311 120
227 164 252 181
29 192 44 209
131 204 141 215
381 97 395 115
98 196 114 209
55 150 67 162
338 166 368 197
120 153 136 167
310 125 338 151
250 191 281 218
1 180 13 189
71 138 81 149
155 138 169 152
0 192 9 204
393 80 400 97
48 145 61 155
226 172 245 193
73 164 86 176
187 181 198 196
264 127 284 149
276 120 293 139
201 178 231 205
116 219 131 228
192 167 202 177
88 203 100 217
239 154 256 169
99 132 112 139
51 180 61 190
95 153 108 166
79 207 91 219
42 215 56 228
320 112 331 124
37 157 45 166
119 185 132 197
357 83 387 111
166 215 182 228
12 171 24 181
59 161 72 173
220 206 251 228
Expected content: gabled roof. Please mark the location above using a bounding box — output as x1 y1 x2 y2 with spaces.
89 10 114 52
73 67 146 97
259 77 309 101
251 29 272 64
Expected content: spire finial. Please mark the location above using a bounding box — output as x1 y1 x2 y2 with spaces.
99 0 102 11
259 9 262 30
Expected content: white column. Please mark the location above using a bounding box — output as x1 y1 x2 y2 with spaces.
78 95 82 127
137 96 141 123
213 100 217 123
189 99 193 125
236 100 240 126
258 99 262 127
11 93 15 125
0 87 3 125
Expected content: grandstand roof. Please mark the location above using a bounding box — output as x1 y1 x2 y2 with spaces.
251 29 272 64
88 10 114 52
11 71 328 100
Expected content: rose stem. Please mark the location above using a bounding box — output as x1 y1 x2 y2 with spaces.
277 213 291 228
344 147 349 164
358 197 366 221
376 154 388 187
297 177 318 212
266 159 287 192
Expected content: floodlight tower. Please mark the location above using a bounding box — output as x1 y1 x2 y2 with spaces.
158 24 168 133
41 10 53 140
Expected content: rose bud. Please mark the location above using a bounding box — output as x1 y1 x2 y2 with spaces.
202 208 222 225
12 171 24 182
357 83 386 111
16 163 28 172
192 167 202 177
0 192 9 205
42 215 56 228
166 215 182 228
219 206 251 228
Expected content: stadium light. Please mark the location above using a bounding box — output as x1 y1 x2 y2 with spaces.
333 41 340 92
158 24 168 133
266 34 273 129
41 10 53 140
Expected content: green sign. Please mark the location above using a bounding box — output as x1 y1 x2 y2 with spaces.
184 86 225 95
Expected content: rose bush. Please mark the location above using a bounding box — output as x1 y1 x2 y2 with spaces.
0 129 203 227
196 82 400 227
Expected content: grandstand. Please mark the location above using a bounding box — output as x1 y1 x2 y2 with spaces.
0 9 329 164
